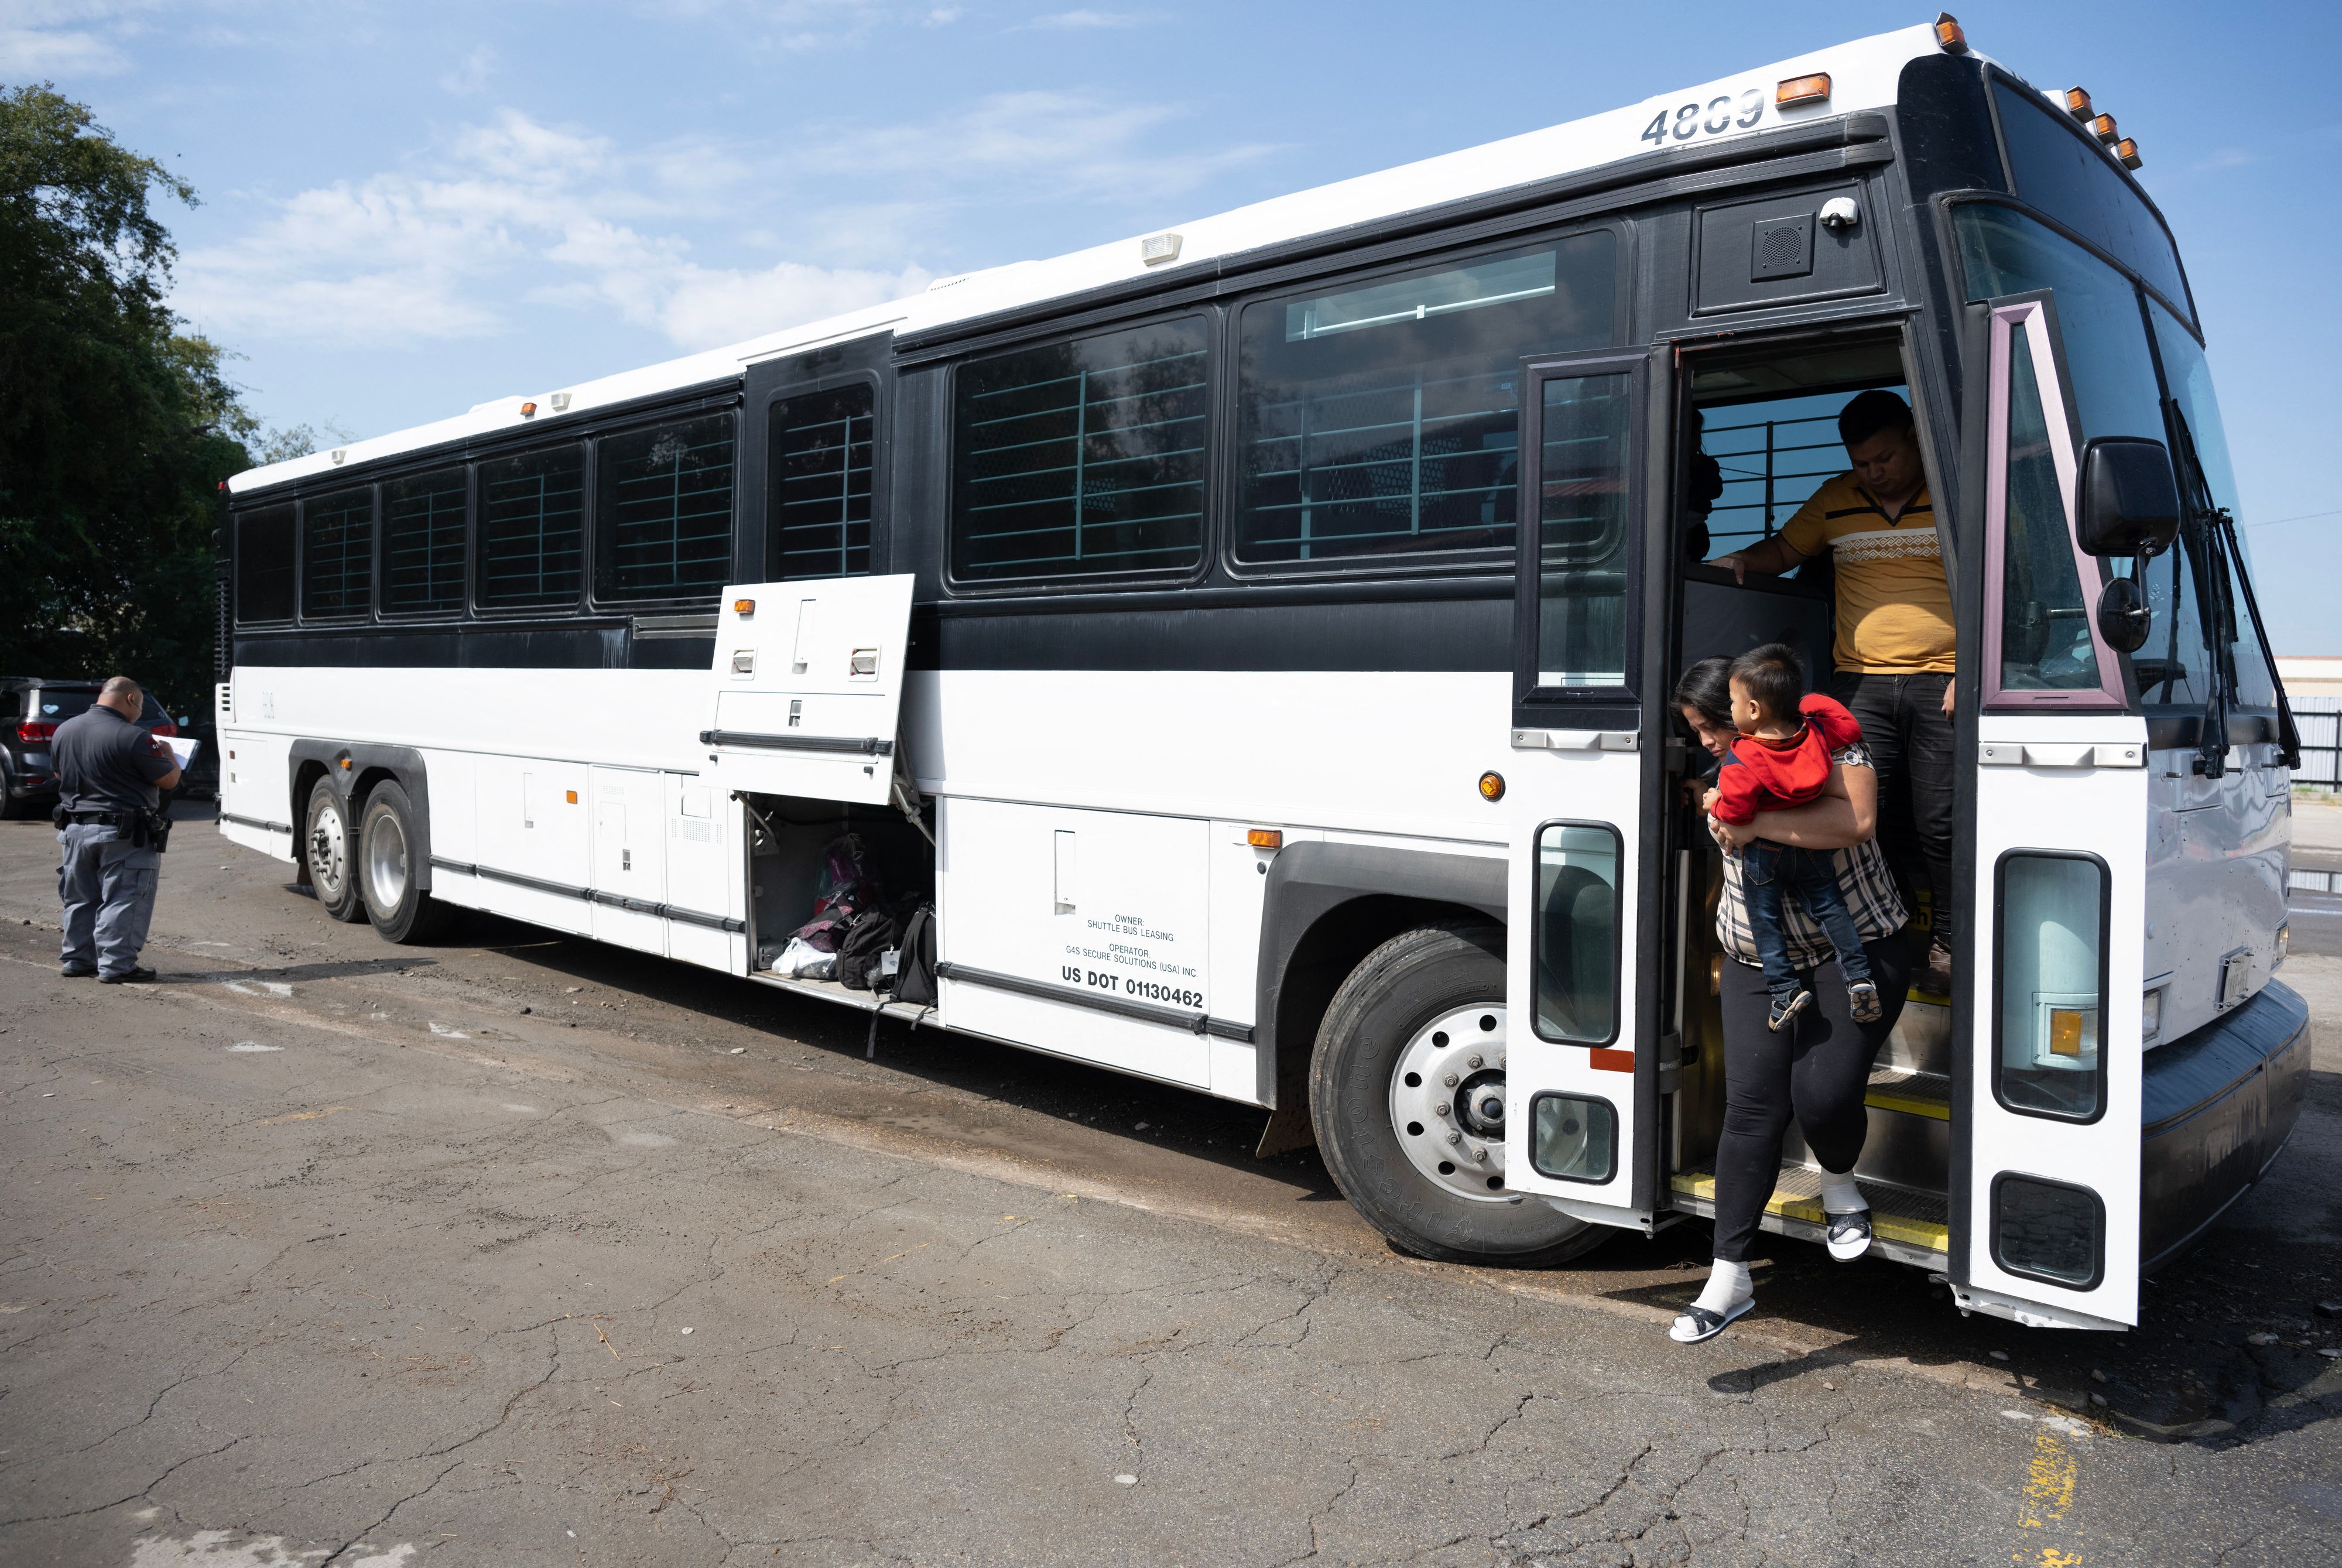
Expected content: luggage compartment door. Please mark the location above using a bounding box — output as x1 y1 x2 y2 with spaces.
700 575 916 806
1955 295 2149 1329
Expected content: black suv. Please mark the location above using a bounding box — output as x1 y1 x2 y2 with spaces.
0 677 206 818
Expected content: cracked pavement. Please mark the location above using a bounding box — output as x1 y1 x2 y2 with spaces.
1 808 2340 1565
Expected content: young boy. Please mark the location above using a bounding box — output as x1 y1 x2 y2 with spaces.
1708 643 1882 1029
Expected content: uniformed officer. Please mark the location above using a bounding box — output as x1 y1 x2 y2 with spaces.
53 676 181 983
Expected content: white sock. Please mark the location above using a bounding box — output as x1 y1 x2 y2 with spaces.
1692 1259 1752 1315
1820 1172 1867 1214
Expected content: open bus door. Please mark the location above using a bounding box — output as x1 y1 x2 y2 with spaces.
1500 347 1675 1232
1949 295 2152 1330
700 575 918 807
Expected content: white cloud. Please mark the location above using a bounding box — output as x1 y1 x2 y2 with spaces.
0 0 174 76
0 24 128 74
439 44 497 96
812 90 1279 203
171 108 931 352
1022 9 1147 28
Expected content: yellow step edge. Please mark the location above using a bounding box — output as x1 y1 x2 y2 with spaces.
1864 1090 1951 1121
1668 1173 1950 1252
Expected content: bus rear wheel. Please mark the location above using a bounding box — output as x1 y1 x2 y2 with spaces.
1310 920 1607 1268
304 778 365 923
359 781 454 944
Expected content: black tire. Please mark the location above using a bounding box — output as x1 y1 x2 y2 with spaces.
0 761 21 820
358 780 455 944
303 778 365 923
1310 921 1610 1268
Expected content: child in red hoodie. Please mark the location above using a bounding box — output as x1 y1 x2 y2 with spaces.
1710 643 1882 1029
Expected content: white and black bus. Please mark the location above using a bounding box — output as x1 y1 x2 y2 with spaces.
215 18 2307 1332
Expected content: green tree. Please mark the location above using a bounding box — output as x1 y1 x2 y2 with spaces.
0 83 259 718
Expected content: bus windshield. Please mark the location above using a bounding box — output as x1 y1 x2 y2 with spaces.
1991 80 2191 320
1954 203 2282 717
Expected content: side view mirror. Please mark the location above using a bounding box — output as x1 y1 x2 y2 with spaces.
2096 575 2152 653
2075 437 2180 557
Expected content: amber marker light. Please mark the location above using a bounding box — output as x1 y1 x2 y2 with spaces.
1477 771 1506 802
1247 828 1283 849
2049 1008 2086 1057
1775 73 1831 108
733 598 756 614
565 789 578 804
1933 12 1967 52
521 400 539 417
2064 86 2093 120
2090 113 2118 144
2115 138 2142 170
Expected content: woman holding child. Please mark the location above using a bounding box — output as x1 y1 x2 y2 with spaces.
1668 648 1912 1344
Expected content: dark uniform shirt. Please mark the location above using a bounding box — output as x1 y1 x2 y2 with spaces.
53 704 177 814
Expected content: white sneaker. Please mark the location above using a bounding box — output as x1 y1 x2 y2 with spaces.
1826 1208 1872 1262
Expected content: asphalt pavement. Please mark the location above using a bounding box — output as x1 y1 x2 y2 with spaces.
1 804 2338 1566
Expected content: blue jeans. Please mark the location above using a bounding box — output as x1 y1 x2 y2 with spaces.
57 822 160 978
1740 841 1872 1002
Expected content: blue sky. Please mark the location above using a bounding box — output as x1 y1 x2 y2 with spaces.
10 1 2339 651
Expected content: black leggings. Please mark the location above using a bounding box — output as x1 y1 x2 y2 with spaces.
1711 935 1911 1264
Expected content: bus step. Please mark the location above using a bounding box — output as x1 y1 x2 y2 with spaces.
1866 1066 1950 1121
1668 1162 1949 1269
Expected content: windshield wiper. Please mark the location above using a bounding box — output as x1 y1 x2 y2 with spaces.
2168 407 2301 775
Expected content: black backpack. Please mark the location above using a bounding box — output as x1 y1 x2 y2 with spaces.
835 909 900 991
893 904 938 1007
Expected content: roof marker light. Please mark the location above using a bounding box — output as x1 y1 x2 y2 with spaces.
2115 138 2142 170
330 448 347 464
1775 73 1831 108
550 392 573 412
733 598 756 615
1139 231 1182 266
1933 12 1968 52
521 400 539 417
2064 86 2093 120
2090 113 2118 144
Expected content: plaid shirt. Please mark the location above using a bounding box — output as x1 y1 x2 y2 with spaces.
1714 743 1909 970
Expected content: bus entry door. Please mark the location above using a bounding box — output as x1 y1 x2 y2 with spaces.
1954 295 2150 1329
700 574 917 806
1500 347 1669 1231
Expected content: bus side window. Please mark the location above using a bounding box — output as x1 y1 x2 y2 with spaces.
235 504 297 624
382 465 468 616
1234 231 1617 567
302 487 375 621
949 316 1209 584
769 384 876 581
595 413 738 606
479 446 586 611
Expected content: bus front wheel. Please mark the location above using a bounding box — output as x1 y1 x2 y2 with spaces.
304 778 365 923
1310 921 1607 1268
358 780 454 944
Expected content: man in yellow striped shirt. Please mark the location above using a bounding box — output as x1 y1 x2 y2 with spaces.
1715 391 1956 993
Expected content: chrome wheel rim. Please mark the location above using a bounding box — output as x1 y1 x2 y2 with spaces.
309 797 347 898
1388 1002 1509 1202
365 810 407 913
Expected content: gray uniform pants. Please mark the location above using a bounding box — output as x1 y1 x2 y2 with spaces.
57 822 160 978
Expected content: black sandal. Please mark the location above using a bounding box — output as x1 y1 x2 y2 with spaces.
1669 1296 1754 1344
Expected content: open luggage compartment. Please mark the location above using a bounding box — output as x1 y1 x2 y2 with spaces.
741 790 936 1018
